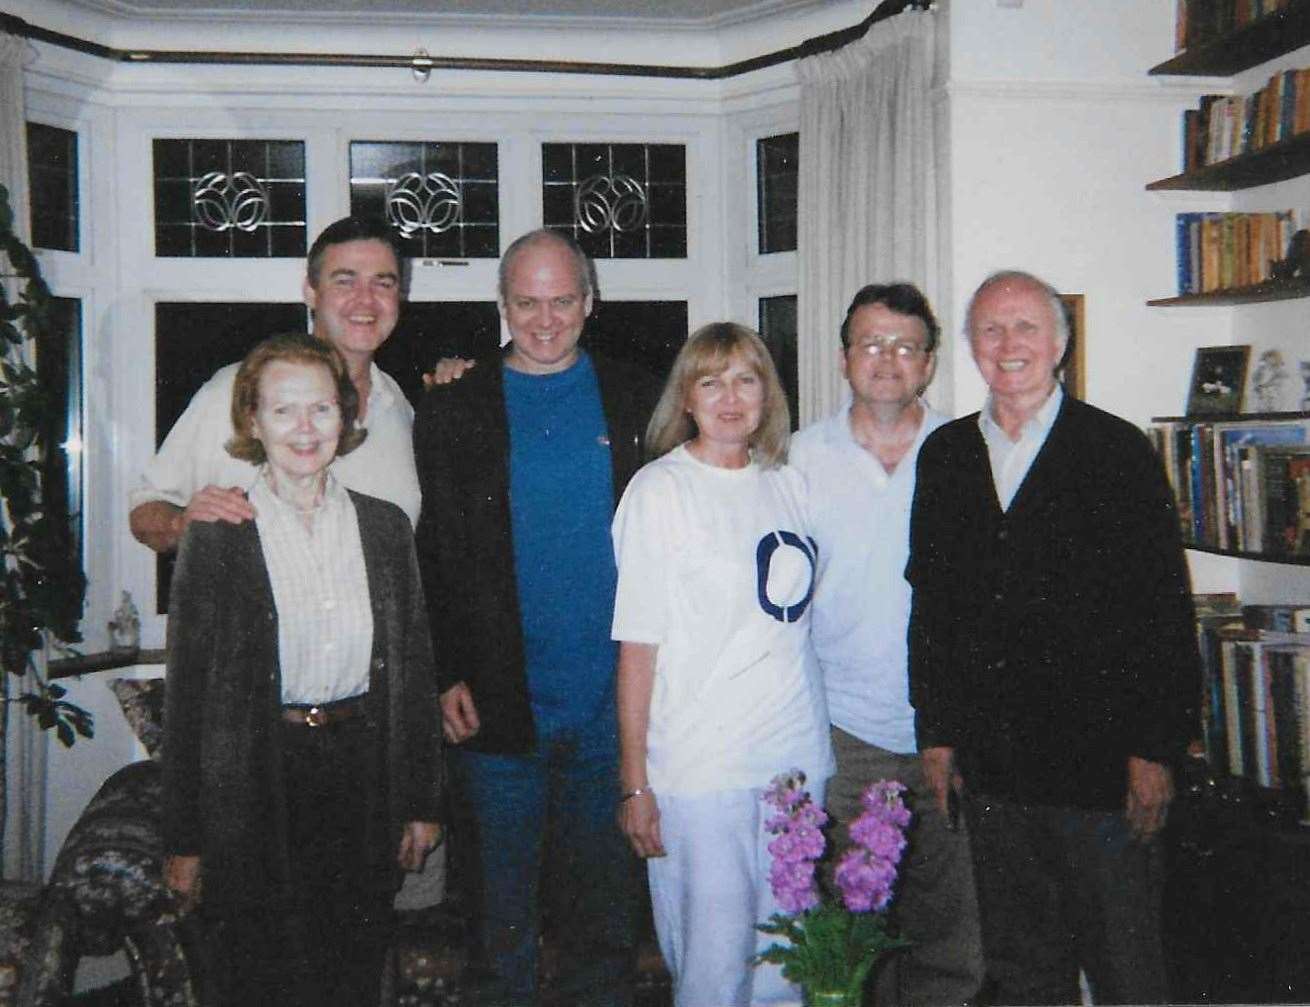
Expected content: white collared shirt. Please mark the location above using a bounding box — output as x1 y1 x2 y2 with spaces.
790 402 947 754
130 361 421 526
978 384 1064 512
249 471 374 705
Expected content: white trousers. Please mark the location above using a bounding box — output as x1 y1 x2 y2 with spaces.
649 776 828 1007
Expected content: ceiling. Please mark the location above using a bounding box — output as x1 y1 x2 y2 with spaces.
57 0 823 27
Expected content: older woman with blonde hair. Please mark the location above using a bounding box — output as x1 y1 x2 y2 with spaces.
611 322 833 1006
162 332 441 1006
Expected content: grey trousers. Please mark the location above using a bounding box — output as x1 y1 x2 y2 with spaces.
964 792 1168 1006
826 729 985 1007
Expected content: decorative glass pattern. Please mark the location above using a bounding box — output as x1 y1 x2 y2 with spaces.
542 143 686 259
349 141 499 259
153 139 306 258
584 300 688 381
27 123 79 252
759 294 798 429
757 133 798 254
153 301 308 612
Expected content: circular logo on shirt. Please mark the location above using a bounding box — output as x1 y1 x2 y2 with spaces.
756 531 818 623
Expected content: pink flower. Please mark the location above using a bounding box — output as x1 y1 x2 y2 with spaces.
761 772 911 918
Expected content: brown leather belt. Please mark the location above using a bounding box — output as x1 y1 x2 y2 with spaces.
281 694 367 728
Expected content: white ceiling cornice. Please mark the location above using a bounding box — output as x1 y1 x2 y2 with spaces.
41 0 840 33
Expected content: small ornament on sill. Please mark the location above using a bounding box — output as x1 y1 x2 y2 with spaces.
108 591 141 654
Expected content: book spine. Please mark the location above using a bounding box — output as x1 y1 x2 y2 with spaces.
1176 214 1195 296
1222 640 1245 776
1281 68 1297 144
1237 642 1258 779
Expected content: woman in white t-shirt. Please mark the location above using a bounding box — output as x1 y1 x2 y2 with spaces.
612 322 834 1007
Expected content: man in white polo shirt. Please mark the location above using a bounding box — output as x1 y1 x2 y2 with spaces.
790 282 983 1007
129 215 421 550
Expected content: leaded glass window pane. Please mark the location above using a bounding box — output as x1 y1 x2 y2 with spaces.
374 301 501 406
757 133 798 255
153 139 306 258
37 297 83 566
541 143 686 260
585 300 687 381
28 123 79 252
759 294 798 429
349 141 500 259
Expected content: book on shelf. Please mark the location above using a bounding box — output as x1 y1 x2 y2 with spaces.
1174 210 1300 296
1182 67 1310 170
1199 611 1310 820
1243 603 1310 632
1175 0 1298 56
1150 415 1310 555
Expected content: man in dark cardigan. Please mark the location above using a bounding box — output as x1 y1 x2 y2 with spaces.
906 270 1200 1005
413 229 655 1007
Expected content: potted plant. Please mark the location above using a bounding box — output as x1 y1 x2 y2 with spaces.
0 179 93 832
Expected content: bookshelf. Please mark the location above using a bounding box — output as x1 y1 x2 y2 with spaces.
1147 130 1310 191
1147 278 1310 306
1150 2 1310 76
1150 10 1310 1002
1149 412 1310 565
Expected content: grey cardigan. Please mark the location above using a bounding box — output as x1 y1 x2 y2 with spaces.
162 490 441 910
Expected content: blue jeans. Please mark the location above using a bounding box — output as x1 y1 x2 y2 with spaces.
455 720 637 1007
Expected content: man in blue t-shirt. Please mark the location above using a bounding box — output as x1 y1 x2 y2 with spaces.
413 230 656 1007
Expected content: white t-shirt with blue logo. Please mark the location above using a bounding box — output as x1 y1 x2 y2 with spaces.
611 444 834 795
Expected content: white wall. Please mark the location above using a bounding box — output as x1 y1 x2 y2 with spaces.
943 0 1238 593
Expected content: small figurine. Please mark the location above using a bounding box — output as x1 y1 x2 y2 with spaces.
1251 349 1288 412
108 590 140 653
1301 361 1310 411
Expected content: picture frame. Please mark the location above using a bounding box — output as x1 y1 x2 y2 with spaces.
1186 345 1251 416
1057 293 1085 399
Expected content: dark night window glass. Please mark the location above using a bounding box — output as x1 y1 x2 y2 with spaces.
585 300 687 381
349 141 500 260
27 123 79 252
541 143 686 259
37 297 84 568
153 139 306 258
757 133 798 255
373 301 501 406
759 294 798 429
153 301 309 612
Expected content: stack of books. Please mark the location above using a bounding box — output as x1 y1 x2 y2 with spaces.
1182 71 1310 170
1150 415 1310 554
1196 596 1310 821
1174 211 1299 295
1176 0 1298 52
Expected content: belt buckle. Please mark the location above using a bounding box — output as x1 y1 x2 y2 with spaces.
304 706 327 728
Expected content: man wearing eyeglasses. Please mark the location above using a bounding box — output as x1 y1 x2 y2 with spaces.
789 283 984 1007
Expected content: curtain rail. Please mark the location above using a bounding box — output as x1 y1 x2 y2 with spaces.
1 1 930 80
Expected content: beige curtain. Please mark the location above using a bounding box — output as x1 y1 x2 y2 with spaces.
0 31 45 883
795 9 947 425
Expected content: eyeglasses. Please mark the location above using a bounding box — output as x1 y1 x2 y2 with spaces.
852 339 929 359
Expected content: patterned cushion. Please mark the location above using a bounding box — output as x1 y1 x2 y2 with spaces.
109 678 164 761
